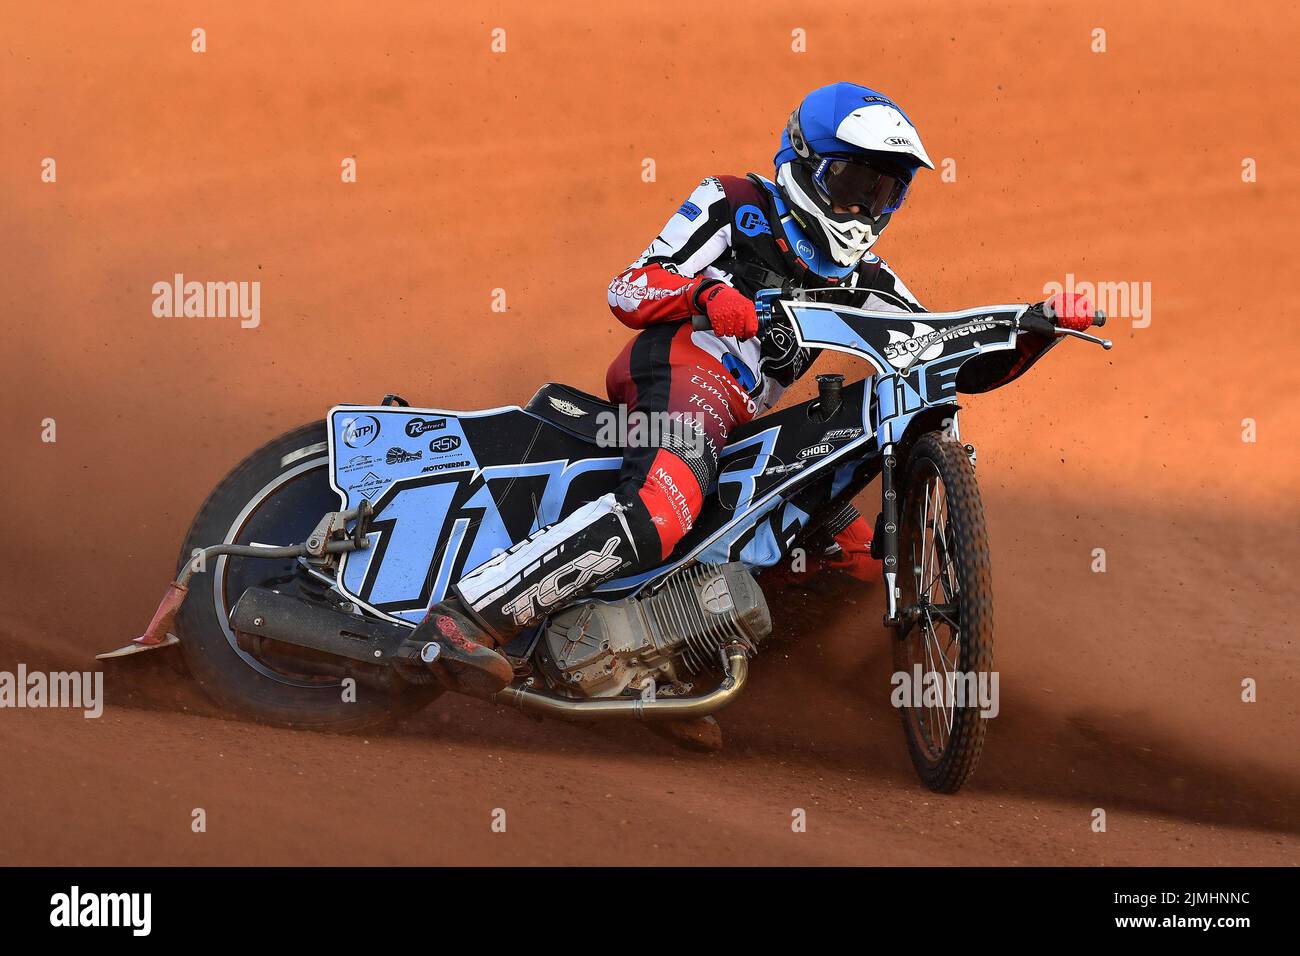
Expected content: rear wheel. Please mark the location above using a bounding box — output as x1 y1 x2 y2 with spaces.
892 432 993 793
174 422 439 730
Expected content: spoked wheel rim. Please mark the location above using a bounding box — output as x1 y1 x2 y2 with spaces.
212 452 347 687
899 459 962 765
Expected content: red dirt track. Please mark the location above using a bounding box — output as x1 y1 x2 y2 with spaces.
2 1 1298 865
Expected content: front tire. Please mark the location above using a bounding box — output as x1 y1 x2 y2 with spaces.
174 422 438 731
892 431 993 793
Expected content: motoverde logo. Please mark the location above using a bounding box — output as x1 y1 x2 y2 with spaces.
341 415 380 448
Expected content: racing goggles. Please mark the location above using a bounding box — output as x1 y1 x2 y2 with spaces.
813 157 913 219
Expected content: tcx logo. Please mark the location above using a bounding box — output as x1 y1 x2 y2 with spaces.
500 538 624 624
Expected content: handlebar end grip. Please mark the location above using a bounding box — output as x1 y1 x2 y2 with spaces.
691 315 712 332
1092 310 1107 328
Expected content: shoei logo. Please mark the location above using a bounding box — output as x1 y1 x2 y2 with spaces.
341 415 380 448
404 417 446 437
798 442 833 460
428 435 462 454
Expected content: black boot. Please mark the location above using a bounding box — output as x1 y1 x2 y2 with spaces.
409 594 515 699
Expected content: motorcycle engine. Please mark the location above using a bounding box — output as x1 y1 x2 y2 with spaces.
537 562 771 698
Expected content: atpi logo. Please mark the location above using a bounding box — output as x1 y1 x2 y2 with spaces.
341 415 380 448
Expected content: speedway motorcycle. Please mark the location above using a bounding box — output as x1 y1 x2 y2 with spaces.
102 291 1109 793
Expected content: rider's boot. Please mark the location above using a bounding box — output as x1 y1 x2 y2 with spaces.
410 493 643 698
765 507 882 589
819 513 882 584
408 595 516 700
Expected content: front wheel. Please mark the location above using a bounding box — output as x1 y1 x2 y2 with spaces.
892 431 993 793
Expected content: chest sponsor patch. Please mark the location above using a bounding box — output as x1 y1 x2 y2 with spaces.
735 204 770 237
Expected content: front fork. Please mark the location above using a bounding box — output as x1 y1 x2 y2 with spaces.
877 428 977 629
880 444 901 627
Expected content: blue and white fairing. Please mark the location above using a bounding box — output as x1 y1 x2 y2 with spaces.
779 300 1026 446
321 301 1030 625
326 403 623 625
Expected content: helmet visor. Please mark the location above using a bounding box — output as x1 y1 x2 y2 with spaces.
814 158 912 219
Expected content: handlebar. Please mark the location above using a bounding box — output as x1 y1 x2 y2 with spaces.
690 287 781 335
691 292 1111 350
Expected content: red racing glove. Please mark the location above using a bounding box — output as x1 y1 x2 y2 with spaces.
696 282 759 340
1045 291 1093 332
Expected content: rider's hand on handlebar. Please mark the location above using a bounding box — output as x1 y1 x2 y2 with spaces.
1044 291 1094 332
696 282 759 340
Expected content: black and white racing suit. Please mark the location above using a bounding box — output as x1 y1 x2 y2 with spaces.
453 173 926 640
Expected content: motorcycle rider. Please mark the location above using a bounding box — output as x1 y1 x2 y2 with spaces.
410 81 1079 698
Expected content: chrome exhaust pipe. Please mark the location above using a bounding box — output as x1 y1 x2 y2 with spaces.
493 646 750 721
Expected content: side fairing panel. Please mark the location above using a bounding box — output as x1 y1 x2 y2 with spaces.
328 406 621 623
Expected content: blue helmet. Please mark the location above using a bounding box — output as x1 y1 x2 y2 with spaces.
775 82 933 267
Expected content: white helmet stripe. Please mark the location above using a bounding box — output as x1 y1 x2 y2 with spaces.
834 104 934 169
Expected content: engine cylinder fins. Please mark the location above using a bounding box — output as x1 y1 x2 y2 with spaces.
537 562 772 698
645 562 770 675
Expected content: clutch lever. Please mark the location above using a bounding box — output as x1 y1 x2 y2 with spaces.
1056 326 1113 350
1020 305 1113 350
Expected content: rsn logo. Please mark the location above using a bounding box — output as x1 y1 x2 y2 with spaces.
341 415 380 448
50 886 151 936
428 435 462 454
